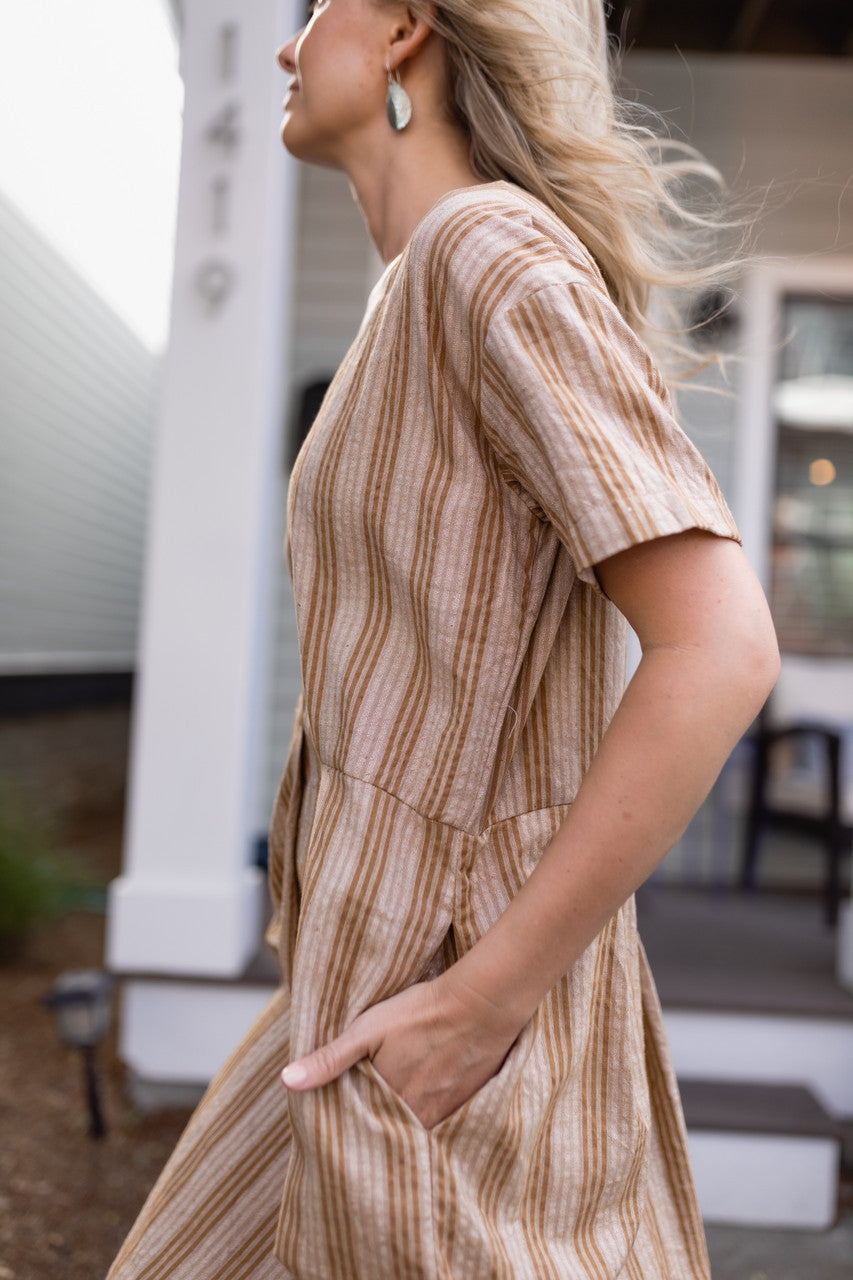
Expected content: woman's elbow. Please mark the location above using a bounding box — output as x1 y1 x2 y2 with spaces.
732 603 781 719
711 545 781 718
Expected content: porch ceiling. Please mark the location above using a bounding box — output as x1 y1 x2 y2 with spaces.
607 0 853 58
167 4 852 59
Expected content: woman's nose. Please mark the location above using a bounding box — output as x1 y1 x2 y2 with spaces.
277 33 300 73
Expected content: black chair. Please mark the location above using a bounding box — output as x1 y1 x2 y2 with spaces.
741 716 851 925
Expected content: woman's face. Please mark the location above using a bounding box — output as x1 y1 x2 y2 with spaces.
278 0 392 168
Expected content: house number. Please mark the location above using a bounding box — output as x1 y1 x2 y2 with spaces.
206 101 242 153
195 259 235 311
195 21 244 311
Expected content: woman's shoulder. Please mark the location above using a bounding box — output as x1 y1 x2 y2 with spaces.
407 180 606 302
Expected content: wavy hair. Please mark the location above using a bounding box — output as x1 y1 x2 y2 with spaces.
380 0 742 373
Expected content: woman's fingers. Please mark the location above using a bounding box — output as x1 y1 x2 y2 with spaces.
278 979 524 1127
281 1019 374 1091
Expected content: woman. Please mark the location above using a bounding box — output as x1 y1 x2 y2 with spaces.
109 2 779 1277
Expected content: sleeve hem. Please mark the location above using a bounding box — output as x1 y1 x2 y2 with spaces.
575 514 742 592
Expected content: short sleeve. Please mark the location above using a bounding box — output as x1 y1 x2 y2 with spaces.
479 277 740 586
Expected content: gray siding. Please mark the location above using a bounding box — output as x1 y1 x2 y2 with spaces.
261 166 373 817
288 165 378 393
621 53 853 515
620 54 853 260
0 189 161 673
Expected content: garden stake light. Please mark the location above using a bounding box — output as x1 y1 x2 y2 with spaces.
45 969 114 1140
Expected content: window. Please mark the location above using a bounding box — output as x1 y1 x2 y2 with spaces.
769 295 853 656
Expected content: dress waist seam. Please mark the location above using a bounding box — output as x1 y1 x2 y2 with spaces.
308 748 573 840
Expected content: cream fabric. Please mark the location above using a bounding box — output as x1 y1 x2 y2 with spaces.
109 182 738 1280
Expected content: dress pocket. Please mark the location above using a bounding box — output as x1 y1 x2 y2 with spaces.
430 1024 531 1139
356 1058 432 1131
356 1023 532 1138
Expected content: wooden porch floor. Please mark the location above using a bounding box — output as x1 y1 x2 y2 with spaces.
638 884 853 1020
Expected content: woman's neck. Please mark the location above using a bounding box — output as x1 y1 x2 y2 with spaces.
345 126 487 265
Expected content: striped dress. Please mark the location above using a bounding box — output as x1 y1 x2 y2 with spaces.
109 181 739 1280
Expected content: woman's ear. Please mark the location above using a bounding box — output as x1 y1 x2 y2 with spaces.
386 4 436 71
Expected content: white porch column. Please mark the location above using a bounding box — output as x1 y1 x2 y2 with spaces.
107 0 303 979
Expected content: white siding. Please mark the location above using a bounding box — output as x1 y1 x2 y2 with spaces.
0 189 161 673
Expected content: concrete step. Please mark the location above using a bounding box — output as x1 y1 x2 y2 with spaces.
680 1079 842 1229
664 1007 853 1117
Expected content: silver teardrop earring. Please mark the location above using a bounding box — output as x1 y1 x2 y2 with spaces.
385 64 412 131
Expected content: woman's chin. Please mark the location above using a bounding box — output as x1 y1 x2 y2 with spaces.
280 124 341 171
281 117 315 160
279 116 302 156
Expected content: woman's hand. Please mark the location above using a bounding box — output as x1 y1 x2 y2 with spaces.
281 971 523 1129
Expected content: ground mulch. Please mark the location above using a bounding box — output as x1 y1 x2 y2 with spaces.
0 707 194 1280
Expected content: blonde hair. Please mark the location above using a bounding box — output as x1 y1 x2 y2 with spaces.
381 0 741 373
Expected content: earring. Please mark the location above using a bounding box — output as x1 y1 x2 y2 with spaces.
385 64 412 131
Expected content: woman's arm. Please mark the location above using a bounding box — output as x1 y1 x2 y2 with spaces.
282 530 780 1126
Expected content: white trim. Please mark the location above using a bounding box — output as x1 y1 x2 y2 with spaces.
106 871 266 978
688 1130 839 1230
120 979 276 1082
108 0 303 980
665 1009 853 1116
